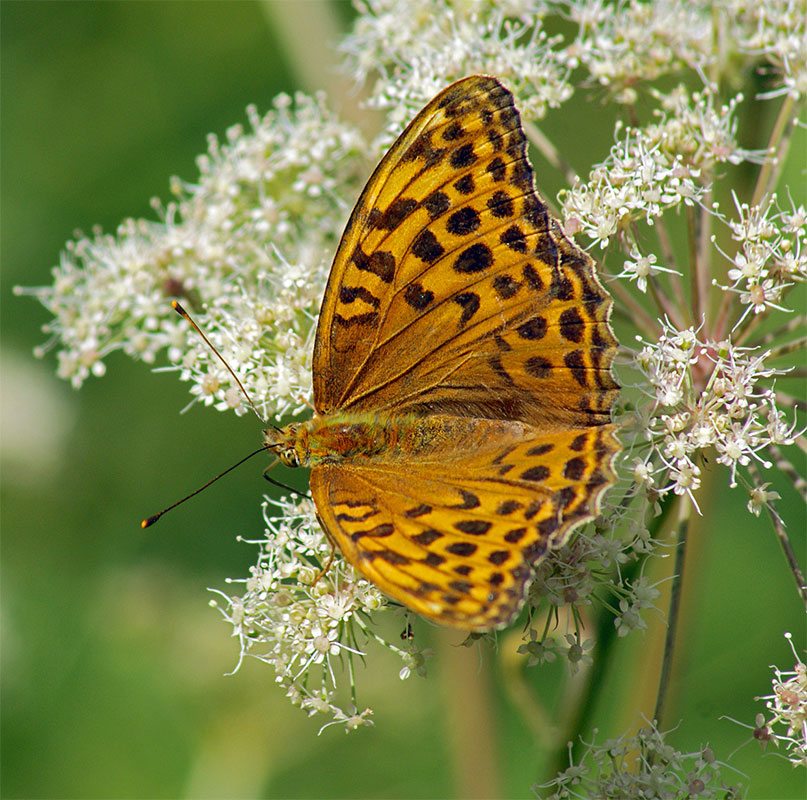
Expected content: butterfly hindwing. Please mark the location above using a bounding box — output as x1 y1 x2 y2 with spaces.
309 423 618 630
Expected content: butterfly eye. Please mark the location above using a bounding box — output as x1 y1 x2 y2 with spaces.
282 450 301 469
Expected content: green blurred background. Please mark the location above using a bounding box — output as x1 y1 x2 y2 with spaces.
2 2 804 798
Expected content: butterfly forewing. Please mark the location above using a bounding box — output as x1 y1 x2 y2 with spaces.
313 75 618 429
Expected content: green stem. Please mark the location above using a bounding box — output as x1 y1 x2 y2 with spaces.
652 492 692 729
523 121 578 191
648 273 684 331
746 461 807 608
755 317 807 351
711 276 736 343
752 95 797 208
686 206 703 325
767 444 807 504
608 277 662 339
654 219 691 327
557 490 678 776
437 630 503 799
770 510 807 609
775 390 807 413
697 190 714 319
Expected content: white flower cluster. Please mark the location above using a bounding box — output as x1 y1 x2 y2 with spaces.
17 92 366 418
565 0 713 103
210 495 431 732
566 0 807 104
535 720 743 799
561 87 752 249
634 321 798 504
754 632 807 768
733 0 807 101
524 514 663 644
715 194 807 327
342 0 574 150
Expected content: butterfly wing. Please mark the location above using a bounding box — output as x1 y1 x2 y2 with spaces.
310 424 618 630
312 75 618 429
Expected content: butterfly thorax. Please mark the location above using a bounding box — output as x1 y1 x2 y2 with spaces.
264 412 531 469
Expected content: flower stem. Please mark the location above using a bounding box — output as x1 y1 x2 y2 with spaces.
769 510 807 609
752 94 797 208
697 193 714 317
767 444 807 504
654 219 691 327
755 316 807 350
747 462 807 608
607 277 661 338
437 630 502 799
652 492 692 729
524 121 578 190
686 206 703 325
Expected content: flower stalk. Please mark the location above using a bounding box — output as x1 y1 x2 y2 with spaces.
652 490 693 730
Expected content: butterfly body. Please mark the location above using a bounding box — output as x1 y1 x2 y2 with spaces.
265 76 621 631
265 413 533 467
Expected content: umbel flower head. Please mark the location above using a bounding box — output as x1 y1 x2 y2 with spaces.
753 632 807 768
18 0 805 738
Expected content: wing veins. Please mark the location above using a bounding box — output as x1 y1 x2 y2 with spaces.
338 280 550 410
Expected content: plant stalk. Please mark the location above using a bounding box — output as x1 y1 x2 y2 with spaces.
652 492 692 729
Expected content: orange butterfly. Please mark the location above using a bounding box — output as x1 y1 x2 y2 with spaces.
262 75 620 631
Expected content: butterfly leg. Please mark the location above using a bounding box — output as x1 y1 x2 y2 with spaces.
262 464 311 500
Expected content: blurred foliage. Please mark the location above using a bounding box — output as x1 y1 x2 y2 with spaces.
2 2 804 798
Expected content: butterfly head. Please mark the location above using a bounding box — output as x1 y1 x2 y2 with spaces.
263 423 309 469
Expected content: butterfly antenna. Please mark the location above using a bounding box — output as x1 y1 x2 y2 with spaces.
171 300 267 424
141 446 267 528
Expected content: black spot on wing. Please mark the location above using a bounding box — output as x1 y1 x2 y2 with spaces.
455 520 491 535
404 282 434 310
486 157 507 182
559 307 585 342
493 274 521 299
487 190 514 218
450 143 477 169
525 356 552 378
517 316 547 340
446 207 481 236
563 457 586 481
412 230 445 263
454 174 475 195
404 504 432 518
340 285 380 308
564 350 588 386
374 197 418 231
413 529 443 546
422 191 450 218
352 245 395 283
446 541 478 557
454 292 480 324
500 225 527 253
521 465 550 482
454 243 493 273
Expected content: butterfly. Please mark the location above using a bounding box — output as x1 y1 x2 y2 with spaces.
264 76 620 631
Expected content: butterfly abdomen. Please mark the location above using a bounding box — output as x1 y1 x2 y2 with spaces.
292 412 535 467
